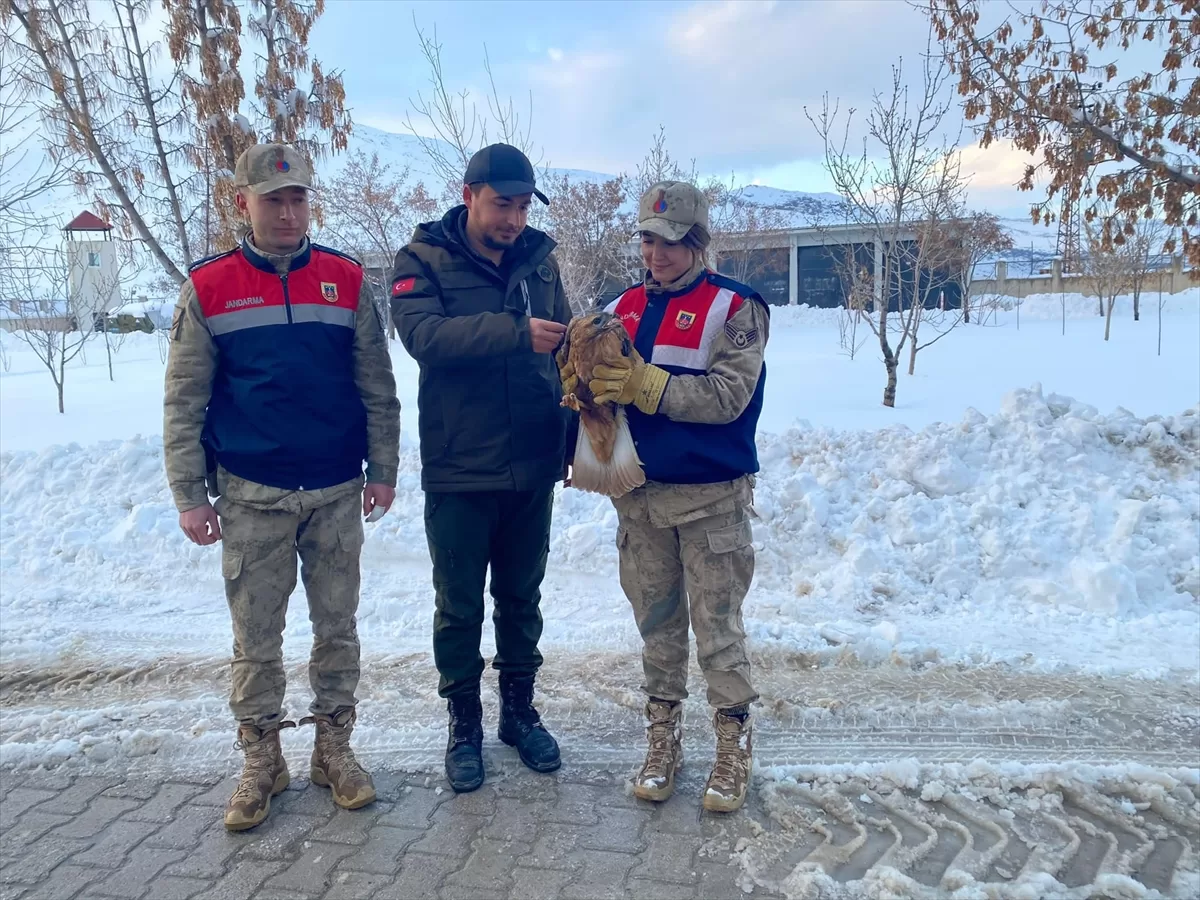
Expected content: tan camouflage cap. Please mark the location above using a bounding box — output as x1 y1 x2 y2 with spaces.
234 143 313 195
636 181 709 242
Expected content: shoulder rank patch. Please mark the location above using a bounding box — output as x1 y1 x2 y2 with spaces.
724 321 758 348
310 243 363 267
186 247 237 273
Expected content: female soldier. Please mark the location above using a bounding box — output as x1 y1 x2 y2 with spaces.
560 181 769 812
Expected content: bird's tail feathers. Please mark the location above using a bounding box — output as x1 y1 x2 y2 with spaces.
570 406 645 498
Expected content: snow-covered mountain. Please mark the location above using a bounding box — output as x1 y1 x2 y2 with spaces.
10 121 1059 304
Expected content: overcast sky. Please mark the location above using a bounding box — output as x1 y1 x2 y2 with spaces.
311 0 1038 217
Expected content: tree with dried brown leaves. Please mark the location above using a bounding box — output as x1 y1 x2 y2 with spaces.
4 0 351 286
544 172 635 314
4 0 195 282
924 0 1200 265
0 33 69 224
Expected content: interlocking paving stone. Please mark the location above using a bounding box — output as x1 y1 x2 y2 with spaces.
0 772 786 900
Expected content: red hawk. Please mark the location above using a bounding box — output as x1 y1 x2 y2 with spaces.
557 311 645 498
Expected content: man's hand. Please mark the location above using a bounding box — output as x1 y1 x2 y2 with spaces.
529 318 567 354
364 482 396 521
179 503 221 545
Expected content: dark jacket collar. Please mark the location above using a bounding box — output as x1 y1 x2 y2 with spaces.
412 205 556 283
240 234 312 275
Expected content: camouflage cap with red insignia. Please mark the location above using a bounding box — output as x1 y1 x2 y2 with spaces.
234 143 314 195
636 180 709 243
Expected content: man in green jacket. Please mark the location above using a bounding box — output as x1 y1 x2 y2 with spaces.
390 144 571 793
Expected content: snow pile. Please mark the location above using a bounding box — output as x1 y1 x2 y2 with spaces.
754 386 1198 624
1 385 1196 676
999 291 1197 322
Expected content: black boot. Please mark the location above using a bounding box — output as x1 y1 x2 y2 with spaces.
497 673 561 773
445 691 484 793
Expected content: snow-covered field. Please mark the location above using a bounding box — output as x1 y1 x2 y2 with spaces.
2 291 1198 897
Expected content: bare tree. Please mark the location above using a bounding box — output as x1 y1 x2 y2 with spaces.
0 232 120 412
924 0 1200 265
1083 219 1134 341
404 16 542 205
806 41 962 407
835 258 873 361
1125 216 1169 322
704 175 789 285
926 212 1014 323
897 152 971 376
543 172 634 314
319 149 438 336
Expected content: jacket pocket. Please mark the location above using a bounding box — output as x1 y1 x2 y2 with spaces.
706 518 753 554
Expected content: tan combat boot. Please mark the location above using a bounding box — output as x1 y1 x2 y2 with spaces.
632 699 683 802
305 707 376 809
702 706 752 813
224 722 292 831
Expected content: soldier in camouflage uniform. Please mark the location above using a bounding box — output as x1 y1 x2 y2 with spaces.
163 143 401 831
559 181 768 812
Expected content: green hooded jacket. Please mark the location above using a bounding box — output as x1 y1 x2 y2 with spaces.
390 205 573 493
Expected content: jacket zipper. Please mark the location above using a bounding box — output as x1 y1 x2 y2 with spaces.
281 273 293 324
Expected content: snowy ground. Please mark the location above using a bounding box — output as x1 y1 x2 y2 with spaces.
2 291 1198 897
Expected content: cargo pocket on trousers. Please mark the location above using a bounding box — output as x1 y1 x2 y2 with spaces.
222 551 243 581
337 522 364 558
706 518 753 554
615 524 640 608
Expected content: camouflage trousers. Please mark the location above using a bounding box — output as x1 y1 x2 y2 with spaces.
213 466 366 729
611 475 758 710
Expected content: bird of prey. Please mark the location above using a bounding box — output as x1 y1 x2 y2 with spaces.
558 310 645 498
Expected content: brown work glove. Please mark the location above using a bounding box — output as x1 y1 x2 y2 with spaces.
589 349 669 415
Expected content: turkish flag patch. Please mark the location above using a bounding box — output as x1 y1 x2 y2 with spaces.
392 277 416 297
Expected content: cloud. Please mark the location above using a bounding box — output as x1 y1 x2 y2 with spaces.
957 139 1037 191
520 0 943 177
547 48 564 63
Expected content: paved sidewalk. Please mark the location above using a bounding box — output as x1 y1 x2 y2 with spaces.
0 762 783 900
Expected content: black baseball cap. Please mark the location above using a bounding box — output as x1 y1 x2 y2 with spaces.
464 143 549 205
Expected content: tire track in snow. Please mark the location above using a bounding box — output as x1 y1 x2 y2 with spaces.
3 648 1196 770
734 776 1200 898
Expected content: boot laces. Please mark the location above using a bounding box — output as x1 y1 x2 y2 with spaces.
229 723 292 804
306 712 367 775
640 704 680 777
643 722 677 775
709 715 749 791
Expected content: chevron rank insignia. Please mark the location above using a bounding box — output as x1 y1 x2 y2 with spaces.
724 321 758 348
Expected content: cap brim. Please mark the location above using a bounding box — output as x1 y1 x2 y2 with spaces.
636 217 692 242
241 177 315 195
481 180 550 205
